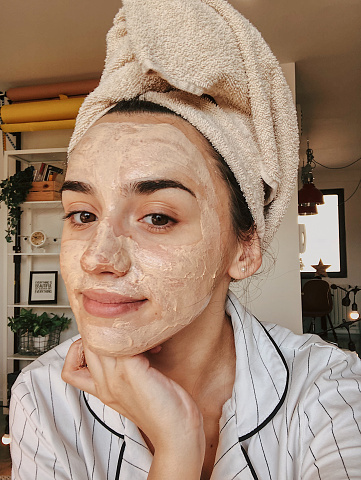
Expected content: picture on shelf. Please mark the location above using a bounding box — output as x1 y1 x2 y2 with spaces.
29 271 58 304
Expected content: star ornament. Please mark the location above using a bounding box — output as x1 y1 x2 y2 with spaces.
311 259 331 277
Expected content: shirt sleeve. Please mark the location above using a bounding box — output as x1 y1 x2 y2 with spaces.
10 375 70 480
300 350 361 479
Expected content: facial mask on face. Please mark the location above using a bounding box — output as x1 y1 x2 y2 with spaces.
61 121 232 356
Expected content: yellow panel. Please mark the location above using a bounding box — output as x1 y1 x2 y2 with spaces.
1 119 76 133
1 97 84 124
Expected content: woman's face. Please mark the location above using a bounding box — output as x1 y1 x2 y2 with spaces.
60 113 240 356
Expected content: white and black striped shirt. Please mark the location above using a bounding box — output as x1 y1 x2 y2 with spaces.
10 291 361 479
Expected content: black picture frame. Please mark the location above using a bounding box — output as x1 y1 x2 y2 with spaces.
28 271 58 304
301 188 347 279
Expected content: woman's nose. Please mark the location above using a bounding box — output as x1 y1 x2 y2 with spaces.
80 221 131 276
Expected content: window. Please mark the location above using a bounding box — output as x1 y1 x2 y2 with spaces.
299 189 347 278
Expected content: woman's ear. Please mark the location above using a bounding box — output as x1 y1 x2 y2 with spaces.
227 234 262 280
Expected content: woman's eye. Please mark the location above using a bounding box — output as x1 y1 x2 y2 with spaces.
141 213 177 232
143 214 170 226
64 211 98 225
76 212 97 224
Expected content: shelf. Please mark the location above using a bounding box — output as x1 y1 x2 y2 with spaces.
22 201 63 209
9 252 60 256
2 146 70 407
7 354 39 361
8 304 71 309
5 148 67 163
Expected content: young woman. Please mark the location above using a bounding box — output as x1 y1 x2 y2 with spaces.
10 1 361 479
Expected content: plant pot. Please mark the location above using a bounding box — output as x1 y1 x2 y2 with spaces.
17 327 61 355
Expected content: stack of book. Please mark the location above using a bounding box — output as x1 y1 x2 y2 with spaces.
32 163 64 182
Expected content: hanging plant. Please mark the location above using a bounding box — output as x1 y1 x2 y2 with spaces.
0 166 34 242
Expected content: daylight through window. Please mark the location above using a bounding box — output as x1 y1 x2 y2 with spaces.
299 189 347 277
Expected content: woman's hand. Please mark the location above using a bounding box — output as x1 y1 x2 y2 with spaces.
62 339 205 479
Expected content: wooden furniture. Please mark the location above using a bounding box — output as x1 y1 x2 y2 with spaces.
302 279 337 342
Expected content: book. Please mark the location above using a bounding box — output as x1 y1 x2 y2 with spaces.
31 162 46 181
44 164 64 181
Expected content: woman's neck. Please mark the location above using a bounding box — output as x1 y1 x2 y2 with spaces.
146 294 236 404
144 293 236 478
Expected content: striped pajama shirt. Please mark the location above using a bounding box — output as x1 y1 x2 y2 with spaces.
10 291 361 479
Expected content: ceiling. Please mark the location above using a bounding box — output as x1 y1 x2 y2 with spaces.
1 0 360 168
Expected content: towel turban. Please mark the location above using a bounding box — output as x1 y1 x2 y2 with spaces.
68 0 299 249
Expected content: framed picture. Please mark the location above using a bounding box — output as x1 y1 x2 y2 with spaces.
28 271 58 305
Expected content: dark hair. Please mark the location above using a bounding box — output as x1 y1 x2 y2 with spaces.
107 99 256 242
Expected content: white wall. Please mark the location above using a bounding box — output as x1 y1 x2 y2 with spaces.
232 189 303 333
21 129 73 150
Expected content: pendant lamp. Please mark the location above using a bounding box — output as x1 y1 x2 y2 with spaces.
298 141 324 215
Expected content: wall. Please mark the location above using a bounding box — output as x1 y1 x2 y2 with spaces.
233 189 303 333
20 130 72 150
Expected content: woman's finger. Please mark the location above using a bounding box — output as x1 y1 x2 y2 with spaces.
61 339 97 395
82 344 113 379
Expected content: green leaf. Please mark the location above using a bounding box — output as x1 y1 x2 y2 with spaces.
7 308 72 336
0 166 35 242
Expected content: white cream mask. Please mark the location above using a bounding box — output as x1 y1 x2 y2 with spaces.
61 118 235 356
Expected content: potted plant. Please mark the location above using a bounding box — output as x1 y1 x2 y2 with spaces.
0 166 34 242
8 308 72 355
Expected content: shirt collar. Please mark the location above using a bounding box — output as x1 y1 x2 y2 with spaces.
225 290 289 441
83 392 153 474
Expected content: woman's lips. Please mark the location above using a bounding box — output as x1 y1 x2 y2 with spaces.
82 290 147 318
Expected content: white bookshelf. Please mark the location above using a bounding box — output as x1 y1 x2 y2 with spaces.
1 148 78 407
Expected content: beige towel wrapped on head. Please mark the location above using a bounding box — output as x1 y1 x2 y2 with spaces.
69 0 299 249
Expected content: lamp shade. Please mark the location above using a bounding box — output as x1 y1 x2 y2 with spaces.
298 182 324 207
298 204 318 215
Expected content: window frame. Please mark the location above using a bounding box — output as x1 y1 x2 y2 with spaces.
301 188 347 279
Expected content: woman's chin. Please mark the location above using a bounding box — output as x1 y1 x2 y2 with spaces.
80 324 162 357
76 309 191 357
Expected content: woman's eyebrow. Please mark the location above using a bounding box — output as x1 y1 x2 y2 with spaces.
60 181 94 195
60 179 195 198
130 179 196 198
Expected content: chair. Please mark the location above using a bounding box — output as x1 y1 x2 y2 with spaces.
302 279 338 342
